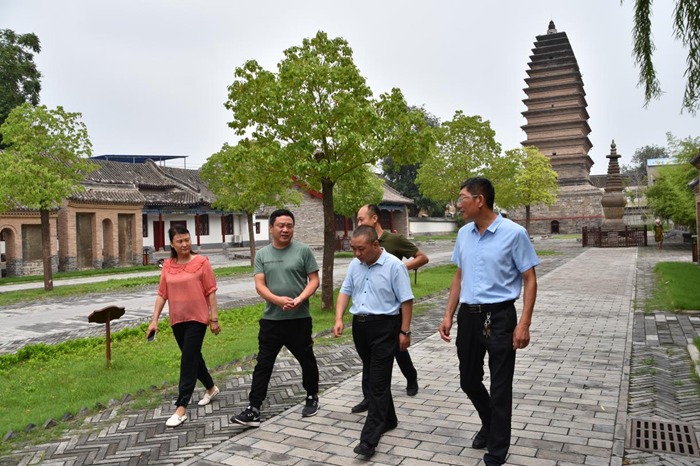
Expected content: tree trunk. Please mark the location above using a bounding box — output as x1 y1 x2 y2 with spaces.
40 208 53 291
525 205 531 234
247 212 256 267
321 179 335 311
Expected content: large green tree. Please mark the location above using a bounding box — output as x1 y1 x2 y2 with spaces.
0 104 94 290
646 133 700 230
382 107 443 216
0 29 42 148
416 110 501 203
626 0 700 113
200 140 301 266
496 147 560 233
226 31 434 310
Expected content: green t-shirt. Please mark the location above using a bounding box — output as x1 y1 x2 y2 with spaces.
379 231 418 261
254 241 319 320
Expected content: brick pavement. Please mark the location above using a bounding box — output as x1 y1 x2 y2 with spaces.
180 246 637 466
625 242 700 466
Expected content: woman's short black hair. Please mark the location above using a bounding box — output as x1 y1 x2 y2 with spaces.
168 224 196 258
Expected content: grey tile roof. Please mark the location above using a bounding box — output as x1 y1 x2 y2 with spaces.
70 184 146 204
382 183 414 205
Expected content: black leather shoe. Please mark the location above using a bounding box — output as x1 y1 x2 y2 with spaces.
472 429 488 449
351 398 369 413
353 442 375 457
406 379 418 397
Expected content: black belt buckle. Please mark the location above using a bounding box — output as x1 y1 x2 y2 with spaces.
471 304 483 314
356 314 368 322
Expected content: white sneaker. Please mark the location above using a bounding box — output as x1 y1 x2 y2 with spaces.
165 413 187 427
198 386 220 406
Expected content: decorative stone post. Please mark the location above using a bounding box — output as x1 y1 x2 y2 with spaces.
601 140 627 230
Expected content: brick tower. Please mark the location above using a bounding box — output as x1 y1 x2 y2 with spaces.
513 21 603 234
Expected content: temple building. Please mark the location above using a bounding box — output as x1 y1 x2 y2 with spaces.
511 21 603 234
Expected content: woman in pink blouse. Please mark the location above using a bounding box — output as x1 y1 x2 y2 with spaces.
148 225 221 427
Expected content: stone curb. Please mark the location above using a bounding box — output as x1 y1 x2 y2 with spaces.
688 343 700 377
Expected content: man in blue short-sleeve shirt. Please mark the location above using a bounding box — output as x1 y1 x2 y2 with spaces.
439 177 539 466
334 225 414 458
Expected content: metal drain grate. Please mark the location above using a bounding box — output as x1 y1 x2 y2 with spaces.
627 419 700 457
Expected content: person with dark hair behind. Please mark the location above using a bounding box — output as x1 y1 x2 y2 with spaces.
334 225 414 458
148 225 221 428
439 177 539 466
233 209 321 427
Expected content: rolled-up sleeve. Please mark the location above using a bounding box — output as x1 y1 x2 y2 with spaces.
157 268 168 300
201 258 218 296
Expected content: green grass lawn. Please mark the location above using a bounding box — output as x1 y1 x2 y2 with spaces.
647 262 700 312
535 250 562 256
0 264 456 443
551 234 582 240
0 266 253 307
413 232 457 242
0 265 161 286
334 252 355 258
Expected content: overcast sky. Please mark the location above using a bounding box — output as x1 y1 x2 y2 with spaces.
2 0 697 174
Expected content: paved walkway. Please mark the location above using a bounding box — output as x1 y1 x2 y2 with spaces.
184 246 638 466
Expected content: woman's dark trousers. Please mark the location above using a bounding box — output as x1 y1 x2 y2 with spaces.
172 321 214 408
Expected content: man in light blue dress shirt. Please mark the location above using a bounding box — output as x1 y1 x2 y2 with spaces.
334 225 414 458
439 177 539 466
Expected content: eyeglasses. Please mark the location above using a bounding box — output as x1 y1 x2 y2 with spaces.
457 194 479 204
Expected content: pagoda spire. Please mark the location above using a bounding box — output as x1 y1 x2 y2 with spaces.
521 21 594 187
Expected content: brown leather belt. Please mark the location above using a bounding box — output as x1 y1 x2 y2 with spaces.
460 300 515 313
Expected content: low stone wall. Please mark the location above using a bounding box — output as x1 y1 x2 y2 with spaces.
9 256 58 277
409 217 458 236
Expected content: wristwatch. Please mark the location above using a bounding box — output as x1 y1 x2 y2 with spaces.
400 329 411 337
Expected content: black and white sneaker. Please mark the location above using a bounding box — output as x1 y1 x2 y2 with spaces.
301 395 319 417
232 406 260 427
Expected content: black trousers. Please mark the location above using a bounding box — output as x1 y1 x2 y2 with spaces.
172 321 214 408
361 349 417 396
249 317 319 409
456 305 517 466
352 314 400 448
360 308 417 397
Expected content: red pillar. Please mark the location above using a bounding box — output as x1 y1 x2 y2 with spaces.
389 211 395 233
344 217 349 238
158 212 163 251
195 212 201 246
221 214 226 243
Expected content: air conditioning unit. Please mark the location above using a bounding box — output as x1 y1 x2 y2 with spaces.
233 235 242 245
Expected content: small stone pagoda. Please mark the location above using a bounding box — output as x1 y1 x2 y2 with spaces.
601 141 627 230
512 21 603 234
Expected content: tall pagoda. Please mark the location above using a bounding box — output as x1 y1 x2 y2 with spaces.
514 21 603 234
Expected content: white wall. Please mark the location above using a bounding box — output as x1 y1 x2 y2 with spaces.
409 218 458 235
143 213 269 248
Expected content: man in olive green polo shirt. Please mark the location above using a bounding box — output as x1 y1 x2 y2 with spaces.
352 204 429 413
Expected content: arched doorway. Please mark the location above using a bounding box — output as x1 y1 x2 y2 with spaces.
550 220 560 234
0 227 18 277
102 218 115 269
